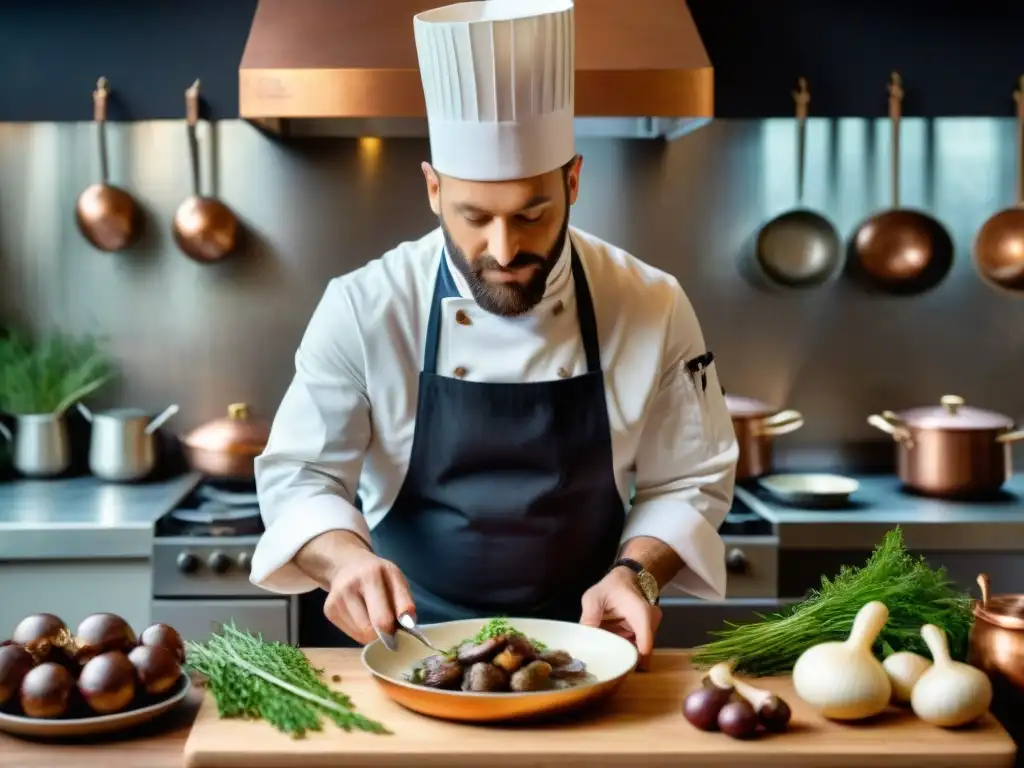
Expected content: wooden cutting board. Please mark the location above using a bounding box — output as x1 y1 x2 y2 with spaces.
183 649 1016 768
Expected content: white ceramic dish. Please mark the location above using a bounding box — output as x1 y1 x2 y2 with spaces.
362 617 638 723
759 472 860 507
0 673 190 739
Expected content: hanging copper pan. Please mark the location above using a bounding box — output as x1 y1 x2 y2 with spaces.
755 78 842 288
848 72 954 295
172 80 240 264
74 77 141 252
973 75 1024 294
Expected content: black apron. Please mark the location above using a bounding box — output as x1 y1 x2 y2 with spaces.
300 243 625 646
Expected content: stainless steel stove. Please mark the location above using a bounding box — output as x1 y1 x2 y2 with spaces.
151 482 298 645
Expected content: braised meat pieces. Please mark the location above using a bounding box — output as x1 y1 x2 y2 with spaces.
408 633 589 693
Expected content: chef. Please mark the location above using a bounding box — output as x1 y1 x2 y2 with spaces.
250 0 738 663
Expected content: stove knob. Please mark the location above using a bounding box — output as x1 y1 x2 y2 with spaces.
176 552 200 574
725 548 748 575
208 551 232 574
236 551 252 572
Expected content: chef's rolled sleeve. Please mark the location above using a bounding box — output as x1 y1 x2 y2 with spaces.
622 284 739 600
250 279 373 594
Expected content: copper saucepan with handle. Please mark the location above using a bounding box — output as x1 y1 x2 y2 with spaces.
848 72 954 295
969 573 1024 707
172 79 240 263
973 75 1024 294
181 403 271 481
867 395 1024 497
725 395 805 480
75 77 141 252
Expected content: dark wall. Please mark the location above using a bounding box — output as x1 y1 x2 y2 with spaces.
3 0 1024 122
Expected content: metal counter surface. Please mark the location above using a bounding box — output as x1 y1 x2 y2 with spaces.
0 473 202 559
737 474 1024 551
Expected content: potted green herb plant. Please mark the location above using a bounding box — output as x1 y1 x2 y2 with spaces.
0 331 116 478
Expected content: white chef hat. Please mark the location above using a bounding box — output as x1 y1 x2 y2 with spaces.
413 0 575 182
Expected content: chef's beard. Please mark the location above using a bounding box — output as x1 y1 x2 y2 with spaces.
442 213 570 318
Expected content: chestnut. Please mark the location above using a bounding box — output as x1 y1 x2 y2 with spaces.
139 623 185 663
0 644 35 708
128 645 181 696
78 651 136 715
12 613 72 663
20 662 75 718
75 613 137 663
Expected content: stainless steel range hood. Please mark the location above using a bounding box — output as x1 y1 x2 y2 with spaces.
239 0 713 140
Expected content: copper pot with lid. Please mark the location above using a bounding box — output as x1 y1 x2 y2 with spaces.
867 395 1024 497
969 573 1024 704
181 403 270 481
725 395 805 480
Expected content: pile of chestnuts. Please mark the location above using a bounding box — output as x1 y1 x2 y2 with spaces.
683 662 793 740
0 612 185 719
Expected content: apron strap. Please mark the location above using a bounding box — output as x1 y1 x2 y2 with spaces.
423 241 603 375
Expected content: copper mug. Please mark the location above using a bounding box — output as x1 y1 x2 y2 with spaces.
969 573 1024 704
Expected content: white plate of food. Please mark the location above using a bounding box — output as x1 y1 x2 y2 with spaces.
361 617 639 723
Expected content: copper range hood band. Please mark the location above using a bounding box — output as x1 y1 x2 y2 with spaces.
238 0 714 122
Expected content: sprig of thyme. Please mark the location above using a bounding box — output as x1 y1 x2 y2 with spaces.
185 622 389 739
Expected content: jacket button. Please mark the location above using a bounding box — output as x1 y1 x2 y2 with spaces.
557 367 571 378
455 309 471 326
552 300 565 316
453 366 468 378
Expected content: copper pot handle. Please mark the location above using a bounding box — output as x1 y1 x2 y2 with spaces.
977 573 991 609
996 427 1024 444
754 410 804 437
867 413 913 443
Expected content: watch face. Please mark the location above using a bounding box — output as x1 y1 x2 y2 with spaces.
637 571 659 604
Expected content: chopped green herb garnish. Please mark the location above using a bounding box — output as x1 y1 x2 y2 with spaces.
471 618 547 650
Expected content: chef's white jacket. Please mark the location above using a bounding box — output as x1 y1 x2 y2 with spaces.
251 226 739 600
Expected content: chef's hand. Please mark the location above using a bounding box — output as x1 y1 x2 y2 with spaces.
322 545 417 645
580 567 662 670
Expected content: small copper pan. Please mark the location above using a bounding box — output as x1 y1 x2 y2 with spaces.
973 75 1024 294
74 77 141 252
172 80 239 263
848 72 954 295
969 573 1024 705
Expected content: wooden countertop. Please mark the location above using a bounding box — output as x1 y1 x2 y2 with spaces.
0 652 1017 768
0 676 203 768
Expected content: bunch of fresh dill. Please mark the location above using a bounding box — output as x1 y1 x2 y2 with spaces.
186 622 390 739
690 527 975 677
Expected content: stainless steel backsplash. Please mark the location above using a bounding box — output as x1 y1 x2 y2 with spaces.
1 118 1022 454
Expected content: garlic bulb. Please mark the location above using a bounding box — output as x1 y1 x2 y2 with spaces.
883 651 932 705
792 600 892 720
911 624 993 728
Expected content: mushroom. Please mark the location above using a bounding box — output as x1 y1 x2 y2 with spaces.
417 655 463 689
708 662 792 732
462 662 509 692
456 635 506 665
510 660 553 692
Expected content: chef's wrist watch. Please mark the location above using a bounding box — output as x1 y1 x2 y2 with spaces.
612 558 660 606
